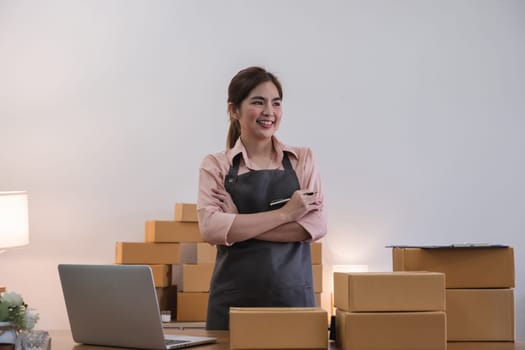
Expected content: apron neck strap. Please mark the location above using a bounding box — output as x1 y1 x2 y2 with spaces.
226 152 293 184
225 154 242 184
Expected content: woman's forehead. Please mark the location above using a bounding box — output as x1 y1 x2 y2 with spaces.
247 81 281 99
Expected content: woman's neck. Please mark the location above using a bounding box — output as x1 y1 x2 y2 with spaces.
240 136 275 167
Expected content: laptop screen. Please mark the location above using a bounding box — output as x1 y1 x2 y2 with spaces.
58 264 215 349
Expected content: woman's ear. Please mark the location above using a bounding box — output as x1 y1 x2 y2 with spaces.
228 103 240 120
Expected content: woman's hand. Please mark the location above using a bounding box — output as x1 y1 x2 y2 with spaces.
211 187 238 213
280 190 321 222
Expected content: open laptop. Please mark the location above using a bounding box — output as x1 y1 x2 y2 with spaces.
58 264 216 349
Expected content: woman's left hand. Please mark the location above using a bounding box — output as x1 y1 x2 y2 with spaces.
279 190 321 221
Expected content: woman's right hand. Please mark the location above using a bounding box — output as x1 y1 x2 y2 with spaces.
280 190 321 221
211 187 238 213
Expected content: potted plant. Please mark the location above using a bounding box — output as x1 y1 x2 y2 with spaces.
0 291 39 347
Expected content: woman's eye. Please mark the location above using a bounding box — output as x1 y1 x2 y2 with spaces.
273 101 281 107
252 100 263 105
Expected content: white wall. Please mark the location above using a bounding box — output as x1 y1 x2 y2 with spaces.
1 0 524 339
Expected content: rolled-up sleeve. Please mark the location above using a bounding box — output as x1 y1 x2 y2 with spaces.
197 154 236 246
294 147 328 242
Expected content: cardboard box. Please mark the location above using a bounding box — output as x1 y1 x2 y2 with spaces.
311 242 322 264
175 203 198 222
145 220 203 242
182 263 214 292
115 242 180 264
156 285 177 319
392 246 514 288
149 264 171 287
176 292 208 321
313 264 323 293
315 293 321 308
334 272 445 312
336 309 446 350
230 307 328 349
197 242 216 264
446 289 514 341
178 242 197 264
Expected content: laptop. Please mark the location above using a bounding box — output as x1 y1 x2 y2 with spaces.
58 264 216 349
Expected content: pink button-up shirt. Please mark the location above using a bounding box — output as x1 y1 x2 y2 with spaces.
197 137 327 245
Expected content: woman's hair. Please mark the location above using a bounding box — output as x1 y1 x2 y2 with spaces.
226 66 283 149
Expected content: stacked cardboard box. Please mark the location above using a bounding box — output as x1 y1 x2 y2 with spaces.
229 307 328 349
334 272 447 350
116 203 209 321
155 203 211 322
393 245 515 341
176 241 216 321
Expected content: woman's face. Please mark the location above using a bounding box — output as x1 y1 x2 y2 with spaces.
233 81 282 143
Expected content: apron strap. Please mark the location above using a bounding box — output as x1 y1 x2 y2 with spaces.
224 152 294 184
225 152 293 184
282 152 293 171
225 154 241 184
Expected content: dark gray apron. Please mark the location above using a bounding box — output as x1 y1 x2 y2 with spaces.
205 152 315 330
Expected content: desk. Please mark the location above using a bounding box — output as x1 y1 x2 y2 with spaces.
49 329 524 350
49 329 227 350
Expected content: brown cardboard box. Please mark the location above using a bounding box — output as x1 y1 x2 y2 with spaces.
149 264 171 287
171 265 183 289
230 307 328 349
115 242 180 264
145 221 203 242
315 293 321 307
446 289 514 341
182 263 214 292
175 203 198 222
156 285 177 319
392 246 515 288
179 242 198 264
311 242 322 264
336 309 446 350
313 264 323 293
197 242 217 264
176 292 208 321
334 272 445 312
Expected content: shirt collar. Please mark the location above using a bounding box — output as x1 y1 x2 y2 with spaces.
226 136 298 167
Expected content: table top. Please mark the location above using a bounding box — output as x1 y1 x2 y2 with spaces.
49 329 228 350
49 329 524 350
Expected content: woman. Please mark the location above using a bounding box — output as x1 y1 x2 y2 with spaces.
197 66 327 330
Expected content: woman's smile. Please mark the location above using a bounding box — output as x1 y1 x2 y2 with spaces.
257 118 274 128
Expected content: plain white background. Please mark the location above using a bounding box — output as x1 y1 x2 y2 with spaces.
1 0 523 339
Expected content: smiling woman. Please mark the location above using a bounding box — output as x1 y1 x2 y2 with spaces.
196 66 328 330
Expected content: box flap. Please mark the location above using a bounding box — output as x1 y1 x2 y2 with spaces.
387 243 509 249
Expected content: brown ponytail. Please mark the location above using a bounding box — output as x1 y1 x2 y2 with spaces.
226 119 241 149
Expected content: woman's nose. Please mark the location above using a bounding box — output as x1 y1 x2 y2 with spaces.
262 105 273 116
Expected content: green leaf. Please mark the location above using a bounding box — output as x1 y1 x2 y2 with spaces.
0 303 9 321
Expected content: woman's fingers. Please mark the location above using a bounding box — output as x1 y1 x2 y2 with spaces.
212 187 238 213
282 190 320 220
